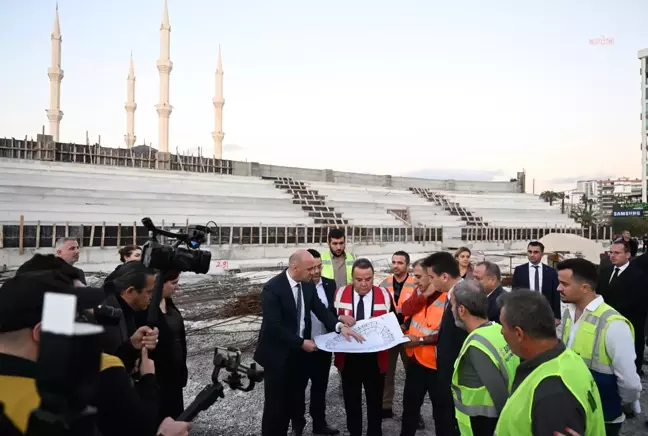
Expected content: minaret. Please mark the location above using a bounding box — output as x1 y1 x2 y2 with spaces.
212 46 225 159
156 0 173 152
47 4 64 142
124 53 137 148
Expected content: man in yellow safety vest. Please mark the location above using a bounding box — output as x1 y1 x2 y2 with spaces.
320 228 354 288
495 290 605 436
556 258 641 436
450 279 519 436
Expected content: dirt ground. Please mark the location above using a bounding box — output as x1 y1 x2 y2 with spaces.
165 271 648 436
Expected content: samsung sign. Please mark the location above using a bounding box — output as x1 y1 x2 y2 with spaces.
612 202 648 217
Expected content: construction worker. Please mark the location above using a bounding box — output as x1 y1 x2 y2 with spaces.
320 228 354 288
450 279 519 436
379 250 416 419
496 291 605 436
556 259 641 436
398 257 451 436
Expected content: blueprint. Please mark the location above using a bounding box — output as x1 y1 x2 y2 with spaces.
314 312 409 353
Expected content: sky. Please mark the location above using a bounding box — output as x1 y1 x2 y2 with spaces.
0 0 647 194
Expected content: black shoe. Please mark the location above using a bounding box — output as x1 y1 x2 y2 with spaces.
417 416 425 430
313 425 340 435
381 409 394 419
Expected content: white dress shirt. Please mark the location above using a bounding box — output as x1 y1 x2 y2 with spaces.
528 262 543 291
353 289 373 320
609 261 630 283
286 270 306 338
564 295 642 422
310 279 329 338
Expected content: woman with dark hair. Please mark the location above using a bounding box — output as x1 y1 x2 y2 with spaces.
105 245 142 284
139 269 188 422
455 247 474 279
120 245 142 263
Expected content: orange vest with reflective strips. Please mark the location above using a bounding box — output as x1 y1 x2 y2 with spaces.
382 274 416 332
333 285 391 373
405 292 447 369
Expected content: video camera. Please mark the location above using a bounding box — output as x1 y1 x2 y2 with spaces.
178 346 264 422
140 217 215 274
140 217 217 328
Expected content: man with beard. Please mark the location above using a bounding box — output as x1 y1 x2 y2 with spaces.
320 228 355 288
557 258 640 436
450 279 519 436
379 250 416 419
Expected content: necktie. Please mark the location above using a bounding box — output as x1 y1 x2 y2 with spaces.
610 267 620 284
356 295 365 321
295 283 303 336
533 265 540 291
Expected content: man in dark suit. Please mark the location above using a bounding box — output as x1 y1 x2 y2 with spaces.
421 251 468 436
473 260 504 322
291 249 340 435
597 240 648 375
254 249 362 436
511 241 561 323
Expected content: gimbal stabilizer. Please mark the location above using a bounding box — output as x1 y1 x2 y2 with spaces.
178 346 264 422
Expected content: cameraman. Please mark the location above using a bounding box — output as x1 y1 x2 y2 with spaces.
102 261 160 373
0 271 189 436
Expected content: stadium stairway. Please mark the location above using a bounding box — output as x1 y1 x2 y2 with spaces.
410 188 488 227
264 177 348 226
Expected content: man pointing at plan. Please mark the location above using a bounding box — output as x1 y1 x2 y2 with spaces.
332 258 393 436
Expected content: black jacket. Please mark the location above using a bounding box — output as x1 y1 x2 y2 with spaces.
486 285 504 323
0 352 160 436
512 263 561 319
254 271 340 372
136 297 188 389
310 276 338 321
101 293 141 373
436 297 468 383
597 263 647 325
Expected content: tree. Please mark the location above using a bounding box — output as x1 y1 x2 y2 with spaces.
539 190 560 206
611 216 648 237
569 194 598 227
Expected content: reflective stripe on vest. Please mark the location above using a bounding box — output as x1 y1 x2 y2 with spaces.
321 251 354 284
452 323 520 432
495 348 605 436
561 303 634 422
406 293 446 369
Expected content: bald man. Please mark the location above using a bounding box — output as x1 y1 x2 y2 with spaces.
254 250 362 436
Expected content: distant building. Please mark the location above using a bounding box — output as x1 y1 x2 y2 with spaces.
597 178 643 216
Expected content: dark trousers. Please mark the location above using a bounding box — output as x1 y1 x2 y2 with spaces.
158 384 184 422
400 361 458 436
341 353 384 436
262 352 307 436
605 422 622 436
469 416 498 436
293 350 332 430
631 317 646 373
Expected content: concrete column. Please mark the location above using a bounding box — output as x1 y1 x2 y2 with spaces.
156 0 173 152
47 4 64 142
212 46 225 159
124 53 137 148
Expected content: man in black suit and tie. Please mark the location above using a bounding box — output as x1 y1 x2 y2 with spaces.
597 240 648 375
254 249 362 436
473 260 504 322
511 241 561 323
291 249 341 435
421 251 468 436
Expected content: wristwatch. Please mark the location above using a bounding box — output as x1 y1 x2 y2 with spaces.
418 337 425 345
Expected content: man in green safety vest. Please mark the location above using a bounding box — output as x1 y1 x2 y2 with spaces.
495 290 605 436
320 228 355 288
450 279 519 436
556 258 641 436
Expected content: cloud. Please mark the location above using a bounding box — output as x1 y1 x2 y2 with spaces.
400 168 515 181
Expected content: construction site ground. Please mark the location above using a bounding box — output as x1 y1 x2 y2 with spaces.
89 270 646 436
